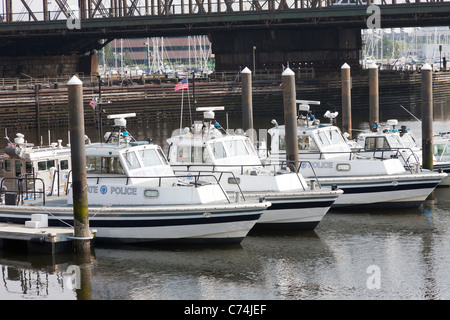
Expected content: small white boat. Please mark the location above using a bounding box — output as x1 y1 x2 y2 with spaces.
353 119 450 186
264 103 447 209
0 114 270 244
0 132 72 197
166 107 343 230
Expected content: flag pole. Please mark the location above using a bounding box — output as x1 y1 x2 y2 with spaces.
180 87 184 133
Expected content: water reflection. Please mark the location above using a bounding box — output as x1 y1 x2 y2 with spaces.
0 188 449 300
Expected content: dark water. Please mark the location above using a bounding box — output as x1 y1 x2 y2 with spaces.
1 111 450 300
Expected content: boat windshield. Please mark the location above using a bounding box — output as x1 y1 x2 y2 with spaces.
364 137 389 150
401 133 419 149
434 143 450 157
279 135 319 151
86 156 125 174
386 134 404 148
176 145 207 163
139 148 168 167
223 139 250 157
327 129 346 145
210 141 227 159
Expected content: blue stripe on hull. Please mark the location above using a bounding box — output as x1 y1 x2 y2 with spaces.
251 220 320 231
322 182 438 194
331 201 424 210
94 236 246 245
0 213 262 228
267 200 335 210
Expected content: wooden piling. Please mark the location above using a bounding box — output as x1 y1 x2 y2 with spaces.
369 63 379 129
241 67 255 143
282 67 299 171
341 63 352 139
35 84 40 144
421 63 433 171
67 75 91 254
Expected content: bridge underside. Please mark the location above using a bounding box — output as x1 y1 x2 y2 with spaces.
0 27 361 76
210 28 361 72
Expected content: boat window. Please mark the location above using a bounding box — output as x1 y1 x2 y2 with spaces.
4 160 11 172
139 149 163 166
329 129 346 145
387 135 403 148
86 156 125 174
176 145 203 163
317 131 331 147
15 160 21 176
210 141 227 159
365 137 389 150
298 135 318 151
228 177 241 184
224 140 249 157
123 151 141 170
336 163 351 171
144 190 159 198
60 159 69 170
37 160 55 171
279 135 286 151
26 161 33 174
157 148 169 165
401 134 419 149
434 143 450 156
244 139 256 154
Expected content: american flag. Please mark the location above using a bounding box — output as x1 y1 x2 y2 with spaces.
90 98 97 109
174 77 188 91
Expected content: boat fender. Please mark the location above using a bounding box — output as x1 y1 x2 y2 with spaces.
5 146 21 158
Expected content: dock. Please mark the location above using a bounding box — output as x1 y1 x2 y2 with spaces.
0 220 95 254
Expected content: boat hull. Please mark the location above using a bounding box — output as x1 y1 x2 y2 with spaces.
317 173 444 209
0 201 269 244
241 191 341 230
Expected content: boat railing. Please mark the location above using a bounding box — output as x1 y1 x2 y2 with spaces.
170 162 314 192
274 148 421 174
85 174 233 203
273 160 322 190
171 168 247 201
353 147 422 173
0 176 46 205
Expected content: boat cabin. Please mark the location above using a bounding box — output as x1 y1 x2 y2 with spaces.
167 133 260 167
268 123 352 161
0 133 71 196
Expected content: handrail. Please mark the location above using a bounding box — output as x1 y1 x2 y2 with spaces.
172 168 246 201
170 162 313 191
0 177 46 205
85 174 232 203
273 160 322 189
271 147 424 174
354 147 422 173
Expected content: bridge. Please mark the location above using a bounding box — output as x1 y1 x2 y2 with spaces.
0 0 449 75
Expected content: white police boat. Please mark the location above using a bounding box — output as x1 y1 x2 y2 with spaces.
166 107 343 230
353 119 450 186
0 114 270 244
264 102 446 209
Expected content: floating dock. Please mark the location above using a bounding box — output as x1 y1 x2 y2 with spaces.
0 216 95 254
